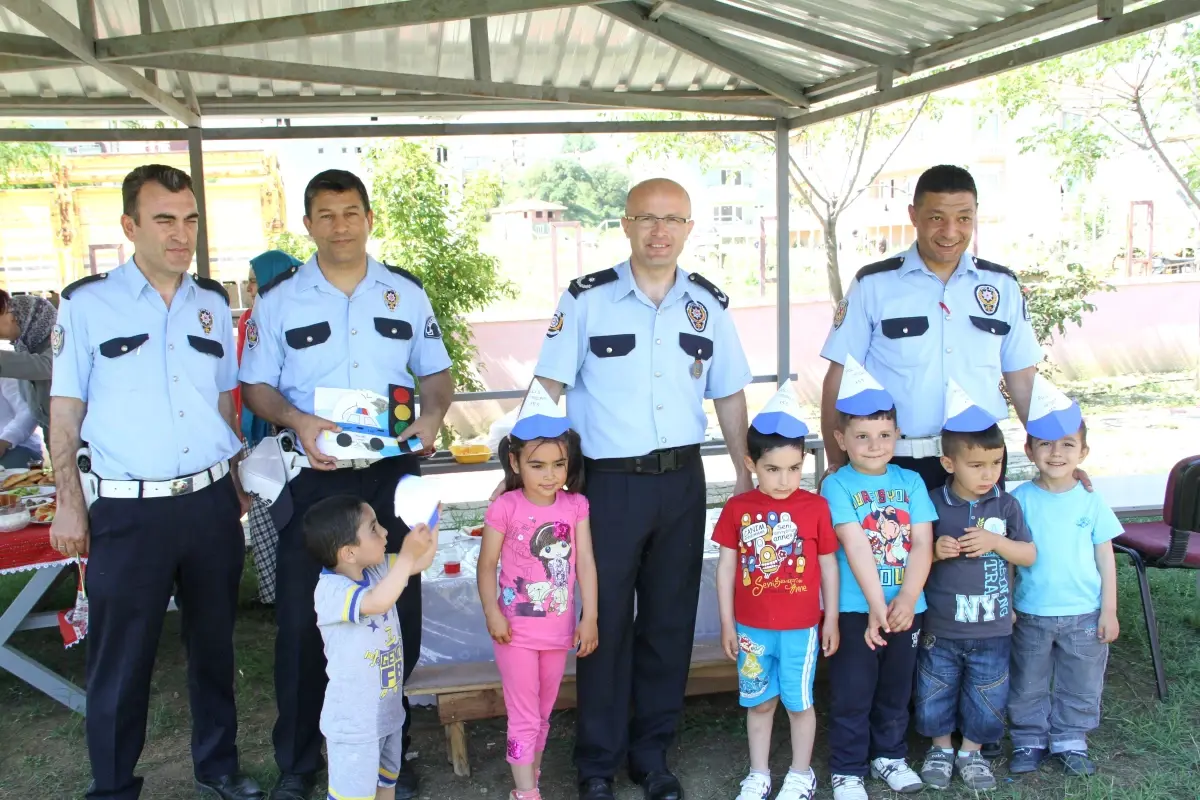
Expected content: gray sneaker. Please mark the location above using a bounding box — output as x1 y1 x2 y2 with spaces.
1055 750 1096 776
956 750 997 791
919 748 953 790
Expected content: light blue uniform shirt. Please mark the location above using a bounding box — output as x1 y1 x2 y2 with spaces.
50 260 240 481
820 463 937 614
821 243 1043 438
1011 481 1123 616
534 261 751 460
238 255 452 415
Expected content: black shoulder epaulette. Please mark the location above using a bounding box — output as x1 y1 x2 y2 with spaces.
854 256 904 282
568 268 619 298
686 272 729 309
257 265 300 298
384 264 423 289
194 275 230 305
61 272 108 300
974 257 1019 282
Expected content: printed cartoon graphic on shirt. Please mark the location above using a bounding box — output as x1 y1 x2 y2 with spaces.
737 633 770 700
364 625 404 699
850 489 914 586
737 510 807 596
499 519 573 618
956 512 1012 624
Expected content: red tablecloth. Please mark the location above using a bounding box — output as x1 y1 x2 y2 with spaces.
0 523 69 575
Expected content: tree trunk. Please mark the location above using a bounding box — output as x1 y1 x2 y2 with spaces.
824 220 843 303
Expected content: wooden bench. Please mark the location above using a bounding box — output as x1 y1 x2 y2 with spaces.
405 640 736 777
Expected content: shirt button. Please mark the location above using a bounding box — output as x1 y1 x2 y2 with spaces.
605 347 612 354
660 437 667 444
183 447 189 454
902 328 908 334
351 329 357 335
353 362 359 368
120 345 128 352
168 344 174 351
306 336 313 343
656 339 661 345
173 376 178 382
179 411 185 417
946 347 953 354
655 372 662 377
656 404 663 410
391 328 398 334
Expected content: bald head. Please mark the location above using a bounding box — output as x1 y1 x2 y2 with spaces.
625 178 692 218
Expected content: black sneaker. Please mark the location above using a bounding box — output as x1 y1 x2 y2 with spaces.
980 741 1003 759
1009 747 1047 774
1055 750 1096 776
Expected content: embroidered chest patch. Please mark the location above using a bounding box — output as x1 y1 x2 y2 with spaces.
384 288 399 311
686 300 708 332
198 309 214 335
975 284 999 316
245 318 260 350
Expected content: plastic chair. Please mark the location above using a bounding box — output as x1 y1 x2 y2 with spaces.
1111 455 1200 700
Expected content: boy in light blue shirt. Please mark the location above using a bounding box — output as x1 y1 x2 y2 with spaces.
1008 376 1122 778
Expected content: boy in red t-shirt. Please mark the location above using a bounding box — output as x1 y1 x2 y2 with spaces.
713 382 840 800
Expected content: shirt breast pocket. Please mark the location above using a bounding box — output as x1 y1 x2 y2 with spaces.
95 333 150 390
285 321 332 350
186 335 223 387
678 332 713 379
878 315 929 365
588 333 635 359
968 316 1009 364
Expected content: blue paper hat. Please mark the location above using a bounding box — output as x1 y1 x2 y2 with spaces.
1025 374 1083 441
393 474 440 530
943 378 1001 432
835 355 894 415
510 380 570 440
752 379 809 438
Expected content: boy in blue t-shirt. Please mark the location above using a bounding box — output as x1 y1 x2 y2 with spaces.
1008 377 1122 778
820 357 935 800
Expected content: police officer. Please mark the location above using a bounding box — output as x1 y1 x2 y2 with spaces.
527 178 753 800
820 164 1042 491
48 165 262 800
240 169 453 800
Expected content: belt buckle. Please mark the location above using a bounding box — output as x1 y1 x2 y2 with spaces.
170 477 193 496
658 448 678 473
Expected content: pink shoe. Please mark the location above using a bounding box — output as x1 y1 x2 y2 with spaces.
509 790 542 800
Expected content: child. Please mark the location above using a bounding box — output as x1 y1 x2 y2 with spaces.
477 382 599 800
713 381 840 800
304 494 437 800
819 357 936 800
915 382 1036 791
1008 376 1121 777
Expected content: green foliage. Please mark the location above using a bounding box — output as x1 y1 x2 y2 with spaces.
365 141 515 392
0 142 55 188
561 133 597 153
511 159 630 226
267 230 317 262
1019 262 1114 351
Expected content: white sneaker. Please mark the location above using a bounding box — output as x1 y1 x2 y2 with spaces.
831 774 868 800
870 757 924 794
735 771 771 800
775 769 816 800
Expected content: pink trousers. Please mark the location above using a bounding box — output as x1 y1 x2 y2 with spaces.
494 642 570 765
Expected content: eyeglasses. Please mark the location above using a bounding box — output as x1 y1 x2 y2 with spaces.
623 214 692 229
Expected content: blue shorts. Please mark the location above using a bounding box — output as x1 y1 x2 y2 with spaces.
736 623 820 712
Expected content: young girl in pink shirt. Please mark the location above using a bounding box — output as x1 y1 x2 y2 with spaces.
478 386 599 800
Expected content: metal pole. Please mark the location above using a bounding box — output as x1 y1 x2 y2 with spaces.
187 127 211 279
775 118 790 387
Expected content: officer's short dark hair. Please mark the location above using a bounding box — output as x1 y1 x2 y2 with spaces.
304 495 368 569
913 165 977 205
835 407 898 431
942 424 1006 458
499 429 585 495
304 169 371 218
1025 418 1089 450
747 428 806 463
122 164 194 223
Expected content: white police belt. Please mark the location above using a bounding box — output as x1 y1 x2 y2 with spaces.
296 453 376 471
97 460 231 499
893 436 943 459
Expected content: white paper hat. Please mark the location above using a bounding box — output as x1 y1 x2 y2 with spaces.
510 380 569 440
943 378 1001 432
393 474 441 530
835 355 894 415
751 379 809 438
1025 374 1082 441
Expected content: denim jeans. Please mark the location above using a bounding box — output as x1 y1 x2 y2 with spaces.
914 634 1010 745
1008 611 1108 753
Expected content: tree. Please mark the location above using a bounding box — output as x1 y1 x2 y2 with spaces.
267 230 317 262
0 142 55 187
562 133 597 153
365 141 515 393
633 98 932 303
512 159 630 226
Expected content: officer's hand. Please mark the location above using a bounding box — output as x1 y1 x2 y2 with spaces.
295 413 341 471
401 417 440 456
489 477 506 502
234 482 251 517
934 535 962 561
49 505 89 559
1075 467 1093 492
0 440 10 458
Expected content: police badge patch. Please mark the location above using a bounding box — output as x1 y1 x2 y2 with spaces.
424 316 442 339
384 288 399 311
975 284 999 316
245 318 259 350
51 324 64 357
546 311 564 339
199 308 214 335
685 300 708 332
832 297 849 329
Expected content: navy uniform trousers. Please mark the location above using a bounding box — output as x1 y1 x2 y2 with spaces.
574 449 707 782
86 474 244 800
272 454 421 778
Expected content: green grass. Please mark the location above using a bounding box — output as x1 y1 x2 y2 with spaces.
1062 372 1200 413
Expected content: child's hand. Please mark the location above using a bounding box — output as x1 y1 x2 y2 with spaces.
722 622 739 661
886 594 916 633
1098 609 1120 643
485 610 511 644
400 524 436 574
575 617 599 657
934 535 961 561
865 605 890 650
821 616 840 657
959 527 999 558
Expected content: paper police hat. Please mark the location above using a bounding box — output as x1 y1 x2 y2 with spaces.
1025 374 1083 441
238 435 298 528
510 380 569 440
943 378 1001 432
751 379 809 438
393 474 441 530
835 355 894 415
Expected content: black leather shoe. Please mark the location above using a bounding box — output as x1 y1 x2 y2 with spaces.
195 773 265 800
981 741 1003 759
638 770 683 800
267 773 317 800
393 759 419 800
579 777 616 800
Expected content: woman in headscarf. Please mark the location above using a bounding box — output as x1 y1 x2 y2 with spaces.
0 291 58 441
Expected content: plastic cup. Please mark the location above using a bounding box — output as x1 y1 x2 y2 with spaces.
444 560 462 575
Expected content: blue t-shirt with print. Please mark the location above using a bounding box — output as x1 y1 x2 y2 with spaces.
1011 481 1123 616
820 463 938 614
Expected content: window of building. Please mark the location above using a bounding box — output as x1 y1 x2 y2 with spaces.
720 169 743 186
712 205 744 222
436 145 448 163
536 210 544 218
